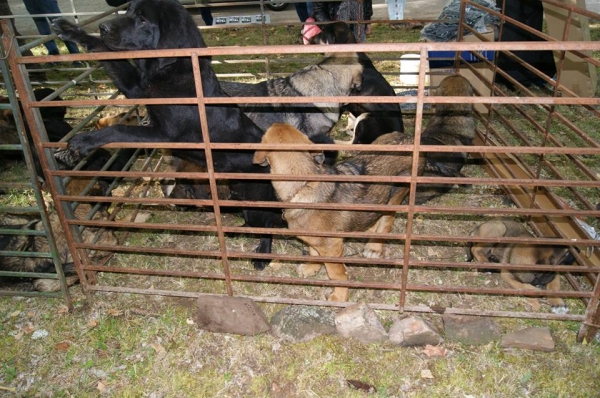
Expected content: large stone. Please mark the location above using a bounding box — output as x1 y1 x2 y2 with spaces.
389 316 444 346
500 327 555 352
442 314 502 345
270 306 337 342
195 295 270 336
335 302 388 343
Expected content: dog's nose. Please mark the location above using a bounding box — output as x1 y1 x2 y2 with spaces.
98 22 110 37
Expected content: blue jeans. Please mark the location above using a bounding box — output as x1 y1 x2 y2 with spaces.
295 1 314 23
23 0 80 55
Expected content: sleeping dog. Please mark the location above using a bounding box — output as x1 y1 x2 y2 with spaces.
253 123 424 301
467 218 574 314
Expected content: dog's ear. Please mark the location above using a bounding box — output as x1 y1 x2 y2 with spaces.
311 151 325 165
158 57 177 69
253 151 269 167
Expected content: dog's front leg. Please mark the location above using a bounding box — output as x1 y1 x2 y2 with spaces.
545 276 568 314
52 19 106 52
68 124 168 160
363 213 396 258
321 239 348 302
298 246 323 277
501 270 542 311
299 237 348 301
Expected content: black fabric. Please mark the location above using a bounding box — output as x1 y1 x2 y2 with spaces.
495 0 556 89
105 0 129 7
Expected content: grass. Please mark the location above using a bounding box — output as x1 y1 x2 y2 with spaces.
1 19 600 398
1 294 599 397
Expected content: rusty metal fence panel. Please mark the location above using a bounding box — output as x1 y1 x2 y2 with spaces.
1 0 599 342
0 38 73 307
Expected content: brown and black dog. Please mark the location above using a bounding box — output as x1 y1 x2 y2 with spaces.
416 75 475 204
467 218 574 313
0 204 117 292
253 123 424 301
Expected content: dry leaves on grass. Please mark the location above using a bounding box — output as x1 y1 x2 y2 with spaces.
346 379 377 393
54 341 71 351
150 343 166 356
420 369 435 379
422 344 448 357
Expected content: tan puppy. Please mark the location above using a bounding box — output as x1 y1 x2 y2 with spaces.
467 218 574 313
95 112 143 129
253 123 424 301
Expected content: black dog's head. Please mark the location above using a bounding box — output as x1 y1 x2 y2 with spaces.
98 0 206 52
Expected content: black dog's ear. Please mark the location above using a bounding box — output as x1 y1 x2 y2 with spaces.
311 151 325 165
253 151 269 167
158 57 177 69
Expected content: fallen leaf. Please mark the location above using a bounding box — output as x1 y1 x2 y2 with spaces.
346 379 377 393
57 305 70 315
97 380 107 393
186 318 195 325
26 311 35 318
108 309 122 317
150 343 166 355
422 344 448 358
55 341 71 351
421 369 434 379
14 331 23 340
87 319 98 328
9 310 20 318
23 323 35 334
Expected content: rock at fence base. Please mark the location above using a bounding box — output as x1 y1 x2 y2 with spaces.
335 302 388 343
500 327 555 352
270 306 337 342
195 295 270 336
389 316 444 346
442 314 502 345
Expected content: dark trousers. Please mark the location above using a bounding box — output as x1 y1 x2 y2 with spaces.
295 1 314 23
23 0 80 55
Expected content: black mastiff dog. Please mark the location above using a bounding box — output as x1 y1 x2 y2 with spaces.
52 0 281 270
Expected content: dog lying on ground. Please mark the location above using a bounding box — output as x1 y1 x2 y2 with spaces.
0 205 117 292
52 0 280 270
415 74 475 204
253 123 424 301
309 21 405 144
220 51 363 144
466 218 574 313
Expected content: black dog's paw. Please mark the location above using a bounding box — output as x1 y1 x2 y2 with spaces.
51 18 84 42
67 133 99 160
252 257 269 271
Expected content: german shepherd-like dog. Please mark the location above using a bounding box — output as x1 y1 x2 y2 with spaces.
466 218 574 313
415 75 475 204
0 205 117 292
308 21 405 145
253 123 424 301
220 52 363 141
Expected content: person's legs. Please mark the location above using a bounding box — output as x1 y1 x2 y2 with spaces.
295 2 309 23
23 0 60 54
199 7 213 26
